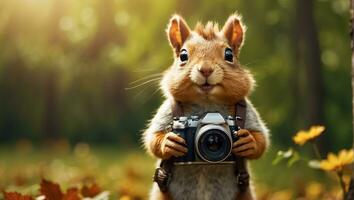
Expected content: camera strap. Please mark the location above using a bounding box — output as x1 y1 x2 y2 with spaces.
153 99 250 193
153 100 183 193
234 99 250 192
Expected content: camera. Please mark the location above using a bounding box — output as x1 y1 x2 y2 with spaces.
172 112 239 164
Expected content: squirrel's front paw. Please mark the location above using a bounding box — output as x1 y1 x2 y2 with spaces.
232 129 259 159
160 132 188 159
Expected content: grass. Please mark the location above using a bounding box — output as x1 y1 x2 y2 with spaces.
0 141 344 200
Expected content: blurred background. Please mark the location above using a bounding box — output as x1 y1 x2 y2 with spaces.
0 0 352 199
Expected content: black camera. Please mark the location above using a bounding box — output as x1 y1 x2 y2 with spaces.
172 112 239 164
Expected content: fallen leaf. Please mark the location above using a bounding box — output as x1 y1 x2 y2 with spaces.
40 179 63 200
81 183 101 198
3 191 33 200
63 188 80 200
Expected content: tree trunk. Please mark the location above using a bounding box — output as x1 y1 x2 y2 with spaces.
82 0 122 59
346 1 354 199
42 0 63 140
295 0 326 152
43 70 59 140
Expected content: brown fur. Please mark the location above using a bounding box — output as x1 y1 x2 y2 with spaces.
222 14 246 54
161 13 254 106
248 131 267 159
149 131 166 159
146 13 268 200
194 22 219 40
167 15 191 52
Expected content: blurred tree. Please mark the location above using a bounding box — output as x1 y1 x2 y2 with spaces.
295 0 324 125
42 0 65 140
295 0 326 152
43 70 60 140
0 0 351 151
347 0 354 199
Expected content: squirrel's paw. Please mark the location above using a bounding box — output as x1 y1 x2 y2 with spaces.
160 132 188 159
232 129 259 159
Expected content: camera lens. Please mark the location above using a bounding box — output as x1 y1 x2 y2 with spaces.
196 128 232 163
206 133 222 152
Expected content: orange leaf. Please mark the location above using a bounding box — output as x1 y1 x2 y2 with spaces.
62 188 80 200
81 183 101 198
40 179 63 200
3 191 33 200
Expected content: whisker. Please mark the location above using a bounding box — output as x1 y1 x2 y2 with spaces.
129 73 163 85
132 67 161 73
242 59 263 67
141 87 161 104
133 83 156 99
125 77 162 90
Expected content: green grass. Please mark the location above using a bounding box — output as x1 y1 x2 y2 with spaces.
0 144 155 199
0 143 340 200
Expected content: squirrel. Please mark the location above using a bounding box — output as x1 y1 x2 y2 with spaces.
142 13 270 200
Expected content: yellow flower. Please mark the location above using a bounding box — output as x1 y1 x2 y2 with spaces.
293 126 325 145
306 182 323 200
120 195 132 200
319 149 354 172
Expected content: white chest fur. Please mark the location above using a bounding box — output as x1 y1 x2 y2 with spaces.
169 164 239 200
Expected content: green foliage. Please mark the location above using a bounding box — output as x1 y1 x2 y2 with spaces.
0 0 351 153
273 148 300 167
274 125 353 198
0 1 351 199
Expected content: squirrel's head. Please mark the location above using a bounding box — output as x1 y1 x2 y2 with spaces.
161 13 255 105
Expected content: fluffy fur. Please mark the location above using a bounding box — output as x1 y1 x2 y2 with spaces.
144 100 269 200
161 15 254 105
143 13 270 200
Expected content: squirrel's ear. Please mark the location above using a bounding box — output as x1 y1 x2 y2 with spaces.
222 14 245 54
167 15 191 52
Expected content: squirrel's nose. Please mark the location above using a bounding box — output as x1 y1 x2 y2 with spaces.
198 66 213 78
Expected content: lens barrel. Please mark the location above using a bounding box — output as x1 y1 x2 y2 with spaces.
195 124 232 163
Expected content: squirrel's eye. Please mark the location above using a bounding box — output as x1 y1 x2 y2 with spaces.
180 49 188 63
224 48 233 62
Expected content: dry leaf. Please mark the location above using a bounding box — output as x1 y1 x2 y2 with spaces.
62 188 80 200
40 179 64 200
81 183 101 198
3 191 34 200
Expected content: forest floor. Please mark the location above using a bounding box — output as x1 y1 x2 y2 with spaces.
0 142 343 200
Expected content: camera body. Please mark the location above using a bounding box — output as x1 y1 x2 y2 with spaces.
172 112 239 165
